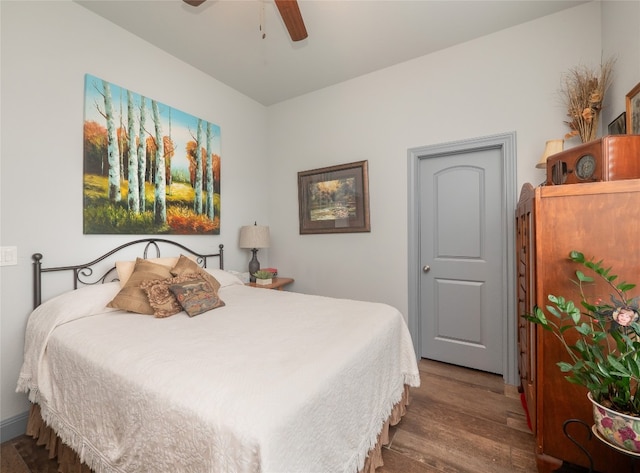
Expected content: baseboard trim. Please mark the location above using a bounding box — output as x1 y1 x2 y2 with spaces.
1 411 28 442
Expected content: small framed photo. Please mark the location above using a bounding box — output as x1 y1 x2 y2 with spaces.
626 82 640 135
608 112 626 135
298 160 370 234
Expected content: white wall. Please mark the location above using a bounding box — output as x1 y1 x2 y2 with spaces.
0 0 268 429
601 0 640 128
266 2 607 316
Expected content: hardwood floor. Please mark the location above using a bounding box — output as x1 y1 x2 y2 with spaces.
379 359 537 473
1 359 538 473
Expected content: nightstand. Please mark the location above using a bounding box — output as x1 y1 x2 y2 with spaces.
246 277 294 291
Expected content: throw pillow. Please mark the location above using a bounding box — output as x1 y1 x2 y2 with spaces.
107 258 174 314
115 257 176 286
140 273 200 318
171 255 221 292
169 279 225 317
115 254 197 286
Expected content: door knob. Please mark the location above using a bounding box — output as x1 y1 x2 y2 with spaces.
423 265 431 272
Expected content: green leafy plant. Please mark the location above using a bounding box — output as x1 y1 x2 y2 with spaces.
525 251 640 415
253 270 274 280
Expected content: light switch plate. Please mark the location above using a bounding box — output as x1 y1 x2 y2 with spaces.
0 246 18 266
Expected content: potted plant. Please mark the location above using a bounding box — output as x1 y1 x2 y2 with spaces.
253 270 274 286
525 251 640 453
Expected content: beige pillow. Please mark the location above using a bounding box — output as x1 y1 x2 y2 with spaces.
115 255 197 286
170 255 221 293
140 273 201 318
107 258 174 314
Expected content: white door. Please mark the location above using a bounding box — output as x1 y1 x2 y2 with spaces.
419 146 505 374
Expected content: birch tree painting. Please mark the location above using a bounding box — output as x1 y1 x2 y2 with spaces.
83 74 221 234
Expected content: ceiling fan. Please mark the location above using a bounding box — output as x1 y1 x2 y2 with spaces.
183 0 308 42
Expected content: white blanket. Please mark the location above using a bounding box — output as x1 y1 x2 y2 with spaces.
17 276 420 473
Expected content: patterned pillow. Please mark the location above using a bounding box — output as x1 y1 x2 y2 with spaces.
140 273 200 318
171 255 221 293
107 258 174 315
169 279 225 317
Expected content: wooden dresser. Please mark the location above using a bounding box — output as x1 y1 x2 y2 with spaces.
516 179 640 473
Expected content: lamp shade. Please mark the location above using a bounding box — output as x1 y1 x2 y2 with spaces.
239 224 270 249
536 139 564 169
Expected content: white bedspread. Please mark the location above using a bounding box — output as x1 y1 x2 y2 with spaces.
17 277 420 473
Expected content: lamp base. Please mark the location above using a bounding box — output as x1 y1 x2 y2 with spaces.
248 248 260 283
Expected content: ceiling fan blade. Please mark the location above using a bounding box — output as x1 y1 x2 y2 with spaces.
183 0 206 6
274 0 308 42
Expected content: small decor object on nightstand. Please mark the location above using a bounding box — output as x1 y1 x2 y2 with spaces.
261 267 278 277
253 270 273 286
246 277 294 291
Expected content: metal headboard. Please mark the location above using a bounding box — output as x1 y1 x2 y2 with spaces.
32 238 224 309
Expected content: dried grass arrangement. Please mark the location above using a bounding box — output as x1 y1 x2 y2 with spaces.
561 58 614 143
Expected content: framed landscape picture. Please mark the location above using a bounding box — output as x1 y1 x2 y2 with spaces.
626 82 640 135
83 74 221 235
298 160 370 234
608 112 626 135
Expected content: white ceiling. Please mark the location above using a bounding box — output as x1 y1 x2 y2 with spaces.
77 0 587 106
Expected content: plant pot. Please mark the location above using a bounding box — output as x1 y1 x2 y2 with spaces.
589 392 640 454
256 278 272 286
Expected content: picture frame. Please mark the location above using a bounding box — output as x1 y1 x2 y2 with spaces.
626 82 640 135
298 160 370 234
83 74 221 235
608 112 626 135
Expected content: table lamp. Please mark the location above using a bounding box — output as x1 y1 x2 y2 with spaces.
536 139 564 169
239 222 270 282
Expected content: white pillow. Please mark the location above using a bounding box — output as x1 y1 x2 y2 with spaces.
204 268 245 288
34 282 121 321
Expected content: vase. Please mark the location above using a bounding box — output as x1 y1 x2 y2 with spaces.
578 113 599 143
589 392 640 454
256 278 272 286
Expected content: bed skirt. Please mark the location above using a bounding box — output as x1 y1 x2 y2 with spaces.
26 385 411 473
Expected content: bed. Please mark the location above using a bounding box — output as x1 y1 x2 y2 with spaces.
17 239 420 473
